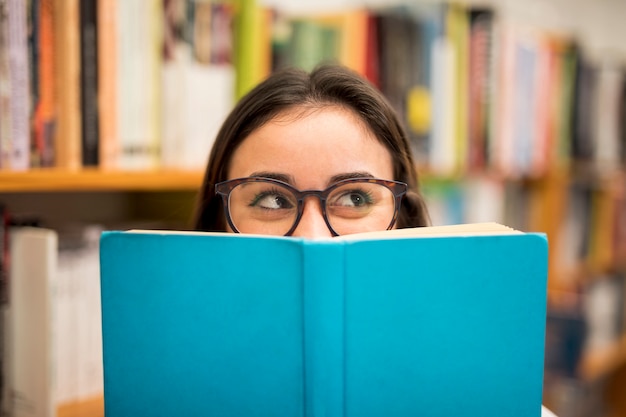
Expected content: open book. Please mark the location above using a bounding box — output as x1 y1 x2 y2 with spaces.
100 223 548 417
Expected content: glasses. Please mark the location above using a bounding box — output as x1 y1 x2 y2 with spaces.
215 177 407 236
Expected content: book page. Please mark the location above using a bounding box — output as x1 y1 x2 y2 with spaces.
123 222 521 240
338 222 521 241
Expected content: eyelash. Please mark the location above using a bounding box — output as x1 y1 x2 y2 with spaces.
248 187 291 208
336 189 374 204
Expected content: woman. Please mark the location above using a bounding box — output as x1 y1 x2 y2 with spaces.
194 64 430 235
192 64 557 417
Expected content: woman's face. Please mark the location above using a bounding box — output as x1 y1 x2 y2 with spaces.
227 105 395 238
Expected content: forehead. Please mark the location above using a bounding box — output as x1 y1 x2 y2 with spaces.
239 104 378 154
227 105 394 185
270 104 369 130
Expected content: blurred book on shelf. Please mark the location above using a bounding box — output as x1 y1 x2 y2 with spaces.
4 226 58 417
1 0 31 171
79 0 99 168
32 0 58 168
162 0 235 171
54 0 82 171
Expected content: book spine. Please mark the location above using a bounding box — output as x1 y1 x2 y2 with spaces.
116 0 138 170
81 239 103 399
54 251 75 405
446 3 469 174
375 11 408 118
593 63 624 173
343 10 368 77
6 0 31 171
160 0 186 170
234 0 263 99
53 0 81 170
0 205 7 304
492 23 516 177
302 241 345 417
35 0 57 168
467 9 493 172
571 53 594 162
97 0 118 170
363 13 379 88
0 0 12 169
531 34 551 176
144 0 162 170
511 31 538 176
554 43 576 172
252 5 272 80
0 205 7 416
28 0 41 168
429 35 456 174
234 0 252 99
8 227 58 417
79 0 99 166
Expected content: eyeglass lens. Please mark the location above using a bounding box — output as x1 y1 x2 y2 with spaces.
226 180 397 236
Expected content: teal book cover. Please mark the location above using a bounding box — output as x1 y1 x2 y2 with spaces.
99 223 548 417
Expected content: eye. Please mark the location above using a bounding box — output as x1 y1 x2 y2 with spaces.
249 189 295 210
331 190 373 208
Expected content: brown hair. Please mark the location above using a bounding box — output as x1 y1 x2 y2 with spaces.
193 64 430 231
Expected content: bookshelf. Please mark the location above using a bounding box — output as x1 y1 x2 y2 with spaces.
0 169 204 192
0 170 202 232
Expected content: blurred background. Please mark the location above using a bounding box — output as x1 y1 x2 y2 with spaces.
0 0 625 416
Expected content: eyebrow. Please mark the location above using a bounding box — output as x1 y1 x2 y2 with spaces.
328 172 375 184
249 171 376 187
249 171 293 183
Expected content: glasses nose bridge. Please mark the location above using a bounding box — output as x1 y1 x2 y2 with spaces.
297 189 327 206
289 189 335 237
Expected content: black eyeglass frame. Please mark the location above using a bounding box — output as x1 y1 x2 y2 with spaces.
215 177 408 237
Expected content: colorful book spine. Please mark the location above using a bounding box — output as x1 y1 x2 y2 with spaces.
446 3 469 174
363 12 380 88
593 62 624 173
53 0 82 170
80 0 99 166
234 0 261 100
97 0 119 170
467 9 493 172
6 0 31 171
491 22 516 177
0 0 12 168
554 42 577 173
27 0 40 167
429 33 456 175
33 0 57 168
144 0 163 170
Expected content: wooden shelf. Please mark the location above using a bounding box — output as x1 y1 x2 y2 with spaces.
58 395 103 417
579 333 626 382
0 169 204 192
